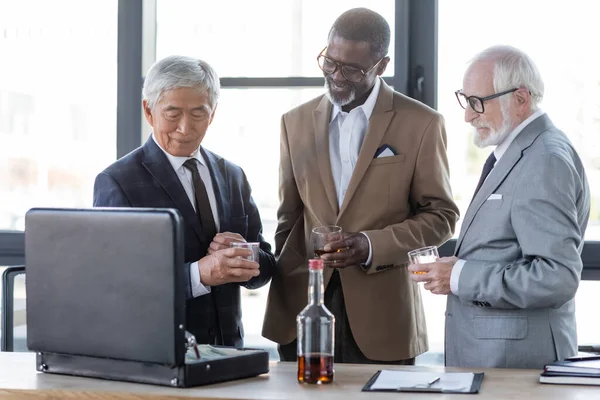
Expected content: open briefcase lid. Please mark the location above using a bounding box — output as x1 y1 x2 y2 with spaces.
25 207 268 387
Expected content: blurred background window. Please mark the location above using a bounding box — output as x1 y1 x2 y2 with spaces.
1 0 599 362
0 0 118 231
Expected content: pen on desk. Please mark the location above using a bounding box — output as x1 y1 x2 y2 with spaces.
564 355 600 362
427 377 441 387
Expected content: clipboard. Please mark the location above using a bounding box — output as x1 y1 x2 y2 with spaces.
362 370 485 394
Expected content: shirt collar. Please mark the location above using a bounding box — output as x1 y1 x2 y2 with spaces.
494 108 545 161
151 133 206 171
330 77 382 122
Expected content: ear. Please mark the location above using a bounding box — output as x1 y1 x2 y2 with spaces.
208 103 218 125
377 56 391 76
142 99 154 126
513 88 530 114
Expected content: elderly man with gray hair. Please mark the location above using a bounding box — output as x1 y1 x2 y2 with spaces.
94 55 275 348
409 45 590 368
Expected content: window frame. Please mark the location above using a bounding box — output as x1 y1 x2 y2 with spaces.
113 0 600 279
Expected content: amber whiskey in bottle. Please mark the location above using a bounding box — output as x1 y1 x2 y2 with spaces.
297 259 335 384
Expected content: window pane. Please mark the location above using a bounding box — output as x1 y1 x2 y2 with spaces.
438 0 600 240
201 88 322 353
205 88 322 243
575 281 600 346
156 0 395 77
416 287 446 365
0 0 118 230
0 267 26 351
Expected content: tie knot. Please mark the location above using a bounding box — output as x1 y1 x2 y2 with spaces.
470 151 497 203
183 158 199 172
484 152 496 169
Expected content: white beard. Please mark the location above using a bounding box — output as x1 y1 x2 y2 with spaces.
324 79 356 107
472 107 515 148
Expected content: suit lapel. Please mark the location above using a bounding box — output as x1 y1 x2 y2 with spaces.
454 114 554 254
201 147 230 231
313 96 339 216
141 137 207 243
337 79 394 220
454 147 523 254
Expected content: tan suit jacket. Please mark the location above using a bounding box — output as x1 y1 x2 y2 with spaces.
262 80 459 361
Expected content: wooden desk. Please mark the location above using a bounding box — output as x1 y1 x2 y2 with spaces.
0 352 597 399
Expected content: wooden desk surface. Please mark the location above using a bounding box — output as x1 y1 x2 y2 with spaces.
0 352 597 399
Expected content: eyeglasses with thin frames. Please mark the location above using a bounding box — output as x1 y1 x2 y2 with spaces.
317 47 383 83
455 88 518 114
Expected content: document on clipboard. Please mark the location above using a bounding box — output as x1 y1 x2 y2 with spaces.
362 370 484 393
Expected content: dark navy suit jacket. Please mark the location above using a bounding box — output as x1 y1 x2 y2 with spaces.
93 136 275 347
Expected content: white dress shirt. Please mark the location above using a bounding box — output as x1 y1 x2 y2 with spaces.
152 134 220 297
329 78 381 265
450 109 546 294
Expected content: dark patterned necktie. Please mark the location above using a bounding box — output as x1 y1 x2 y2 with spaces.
183 159 217 238
471 152 496 202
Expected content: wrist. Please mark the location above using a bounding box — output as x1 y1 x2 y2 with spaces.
198 257 213 286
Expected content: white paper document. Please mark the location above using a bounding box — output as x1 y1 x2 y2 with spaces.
370 370 475 392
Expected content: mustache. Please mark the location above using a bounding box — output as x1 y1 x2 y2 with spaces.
472 121 493 129
325 77 353 90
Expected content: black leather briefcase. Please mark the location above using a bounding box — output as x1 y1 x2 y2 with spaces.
25 207 269 387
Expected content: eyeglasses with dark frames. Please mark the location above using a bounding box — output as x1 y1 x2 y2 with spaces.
317 47 383 83
455 88 519 114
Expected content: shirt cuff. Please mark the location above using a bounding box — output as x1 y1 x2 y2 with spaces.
450 259 466 295
360 232 373 266
190 261 211 297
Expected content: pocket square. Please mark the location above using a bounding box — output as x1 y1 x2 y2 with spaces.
374 144 397 158
487 194 503 200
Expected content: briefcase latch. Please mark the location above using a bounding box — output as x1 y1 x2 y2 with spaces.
185 330 201 359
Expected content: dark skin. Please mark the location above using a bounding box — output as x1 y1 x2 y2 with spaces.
322 233 369 268
320 34 390 268
324 34 389 112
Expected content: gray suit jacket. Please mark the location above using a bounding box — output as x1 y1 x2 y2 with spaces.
446 114 590 369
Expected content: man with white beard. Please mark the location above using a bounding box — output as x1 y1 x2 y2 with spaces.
409 45 591 369
263 8 459 364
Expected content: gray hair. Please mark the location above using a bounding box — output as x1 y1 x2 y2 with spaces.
471 45 544 111
142 55 220 111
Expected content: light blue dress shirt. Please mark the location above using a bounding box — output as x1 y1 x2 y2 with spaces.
328 78 382 265
152 134 220 297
